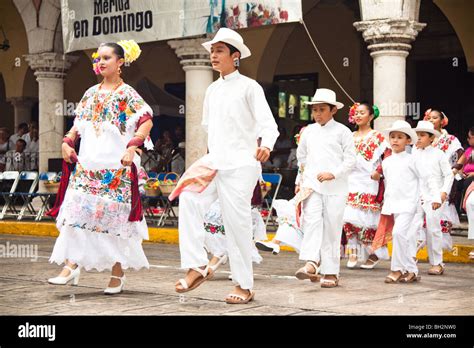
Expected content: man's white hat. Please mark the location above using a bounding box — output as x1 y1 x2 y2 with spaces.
304 88 344 109
414 120 441 137
383 120 418 143
202 28 251 59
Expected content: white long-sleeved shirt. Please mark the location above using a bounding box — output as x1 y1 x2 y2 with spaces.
412 146 454 204
202 70 279 170
381 151 420 215
296 119 356 195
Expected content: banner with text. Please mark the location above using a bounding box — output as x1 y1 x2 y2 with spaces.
61 0 302 53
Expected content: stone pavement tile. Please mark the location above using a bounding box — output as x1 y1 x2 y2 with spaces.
223 305 304 316
326 289 474 315
290 310 344 316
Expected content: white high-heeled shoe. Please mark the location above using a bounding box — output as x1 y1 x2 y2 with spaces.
48 265 81 286
346 254 358 269
104 275 126 295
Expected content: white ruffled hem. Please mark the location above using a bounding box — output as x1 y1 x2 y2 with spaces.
50 224 149 272
274 224 303 253
342 205 380 229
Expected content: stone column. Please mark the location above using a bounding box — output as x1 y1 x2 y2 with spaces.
24 53 77 173
168 38 213 169
7 97 37 129
354 1 426 131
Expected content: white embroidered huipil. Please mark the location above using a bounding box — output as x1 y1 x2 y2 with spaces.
297 120 356 194
49 83 153 272
296 119 356 275
179 70 278 290
411 146 454 265
202 70 279 169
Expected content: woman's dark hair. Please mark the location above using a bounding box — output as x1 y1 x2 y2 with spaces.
224 43 240 56
469 126 474 135
101 43 125 60
359 101 375 116
430 108 445 119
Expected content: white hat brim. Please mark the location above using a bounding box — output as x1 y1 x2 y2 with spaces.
414 127 441 138
383 127 418 144
304 100 344 110
202 38 251 59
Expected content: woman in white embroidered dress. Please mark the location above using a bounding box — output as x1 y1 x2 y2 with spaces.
342 102 389 269
423 108 464 250
47 41 153 294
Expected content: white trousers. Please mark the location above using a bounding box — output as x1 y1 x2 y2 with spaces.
422 202 444 266
410 202 444 266
299 192 347 276
178 166 259 290
467 194 474 240
391 212 418 275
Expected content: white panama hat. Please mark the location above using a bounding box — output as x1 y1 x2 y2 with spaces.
383 120 418 144
202 28 251 59
304 88 344 109
414 120 441 137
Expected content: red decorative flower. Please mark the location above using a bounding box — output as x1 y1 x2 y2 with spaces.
109 177 121 190
119 100 127 112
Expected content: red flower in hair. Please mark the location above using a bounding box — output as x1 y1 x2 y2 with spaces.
348 103 360 124
423 108 432 121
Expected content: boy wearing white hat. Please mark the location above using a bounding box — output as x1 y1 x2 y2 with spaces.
174 28 279 304
294 88 356 288
411 121 453 275
382 120 422 283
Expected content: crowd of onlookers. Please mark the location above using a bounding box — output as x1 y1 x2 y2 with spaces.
0 122 39 172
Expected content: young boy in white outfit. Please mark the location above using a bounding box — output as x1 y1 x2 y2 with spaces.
294 88 356 288
382 120 421 284
174 28 279 304
411 121 453 275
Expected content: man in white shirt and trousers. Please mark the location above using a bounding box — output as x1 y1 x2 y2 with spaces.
294 89 356 288
174 28 279 304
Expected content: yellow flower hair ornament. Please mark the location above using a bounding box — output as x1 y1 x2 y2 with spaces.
117 40 142 64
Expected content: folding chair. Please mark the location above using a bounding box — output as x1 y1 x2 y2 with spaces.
35 172 58 221
14 171 39 220
261 173 283 230
0 171 21 220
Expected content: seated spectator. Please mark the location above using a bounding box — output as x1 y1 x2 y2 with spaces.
174 125 185 144
286 126 302 169
5 139 28 172
171 142 185 175
25 125 39 153
271 127 292 168
0 128 10 172
23 121 38 145
9 123 30 149
25 126 39 171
